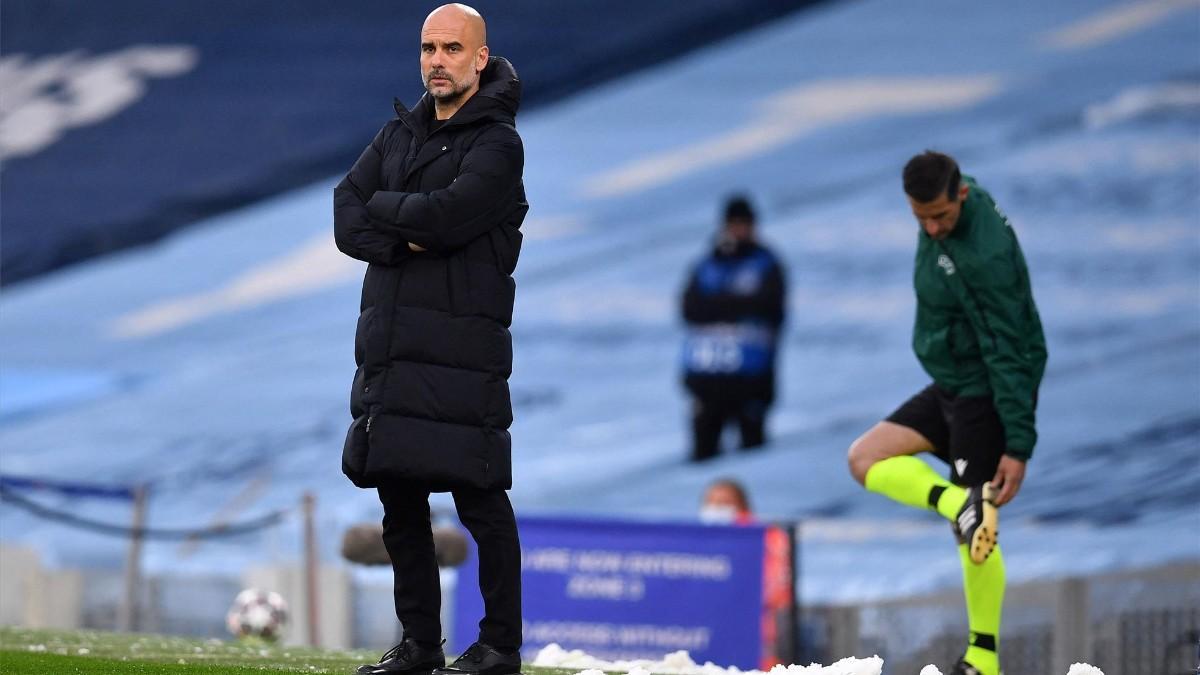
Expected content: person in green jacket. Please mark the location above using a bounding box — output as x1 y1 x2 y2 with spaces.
847 151 1046 675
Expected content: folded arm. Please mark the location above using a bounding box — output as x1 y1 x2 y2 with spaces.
365 125 523 253
333 124 412 266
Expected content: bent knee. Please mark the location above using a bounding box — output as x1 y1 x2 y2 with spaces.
847 435 877 485
848 421 933 485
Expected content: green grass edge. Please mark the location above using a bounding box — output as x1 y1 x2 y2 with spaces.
0 627 585 675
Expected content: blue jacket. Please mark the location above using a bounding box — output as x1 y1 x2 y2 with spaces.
681 240 786 400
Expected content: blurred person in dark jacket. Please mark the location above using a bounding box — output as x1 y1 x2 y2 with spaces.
334 5 525 675
681 196 786 462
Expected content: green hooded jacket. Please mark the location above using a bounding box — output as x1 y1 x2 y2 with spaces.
912 177 1047 460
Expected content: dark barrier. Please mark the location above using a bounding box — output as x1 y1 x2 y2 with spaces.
0 473 288 540
0 0 826 284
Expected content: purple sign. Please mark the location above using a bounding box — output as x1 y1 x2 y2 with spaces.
454 516 765 668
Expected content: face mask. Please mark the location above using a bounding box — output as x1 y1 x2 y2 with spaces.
716 234 738 255
699 504 739 525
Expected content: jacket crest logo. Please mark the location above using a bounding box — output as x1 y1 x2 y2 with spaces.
937 254 956 276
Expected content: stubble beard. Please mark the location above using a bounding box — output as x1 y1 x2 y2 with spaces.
425 71 472 104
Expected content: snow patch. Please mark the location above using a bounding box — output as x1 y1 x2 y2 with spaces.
532 644 1106 675
533 643 884 675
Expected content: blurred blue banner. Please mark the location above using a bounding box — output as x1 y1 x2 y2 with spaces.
455 516 765 668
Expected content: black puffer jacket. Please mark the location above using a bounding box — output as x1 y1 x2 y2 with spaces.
334 57 527 492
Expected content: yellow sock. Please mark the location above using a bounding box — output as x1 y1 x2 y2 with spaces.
864 455 966 521
959 543 1004 675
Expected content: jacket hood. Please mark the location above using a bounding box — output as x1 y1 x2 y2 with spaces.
396 56 521 132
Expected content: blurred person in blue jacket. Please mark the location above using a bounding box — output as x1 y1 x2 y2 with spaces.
681 196 786 462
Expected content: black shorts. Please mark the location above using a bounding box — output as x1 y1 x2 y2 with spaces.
885 383 1005 486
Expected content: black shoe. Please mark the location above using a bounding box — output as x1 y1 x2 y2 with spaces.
433 642 520 675
949 657 982 675
356 638 446 675
955 483 999 564
950 656 1001 675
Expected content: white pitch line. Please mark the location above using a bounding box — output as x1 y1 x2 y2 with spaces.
109 233 361 339
1041 0 1199 51
580 76 1002 200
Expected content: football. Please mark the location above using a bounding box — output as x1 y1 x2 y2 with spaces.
225 588 289 641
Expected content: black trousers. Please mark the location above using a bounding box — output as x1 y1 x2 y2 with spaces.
377 484 522 649
691 396 768 462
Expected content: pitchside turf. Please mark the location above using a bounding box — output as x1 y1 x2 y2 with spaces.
0 628 576 675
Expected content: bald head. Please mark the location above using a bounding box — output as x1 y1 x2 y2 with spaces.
423 4 486 48
420 4 490 119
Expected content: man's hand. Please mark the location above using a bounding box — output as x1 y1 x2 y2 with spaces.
990 455 1026 506
408 242 426 252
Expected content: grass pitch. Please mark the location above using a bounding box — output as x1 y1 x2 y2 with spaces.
0 627 575 675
